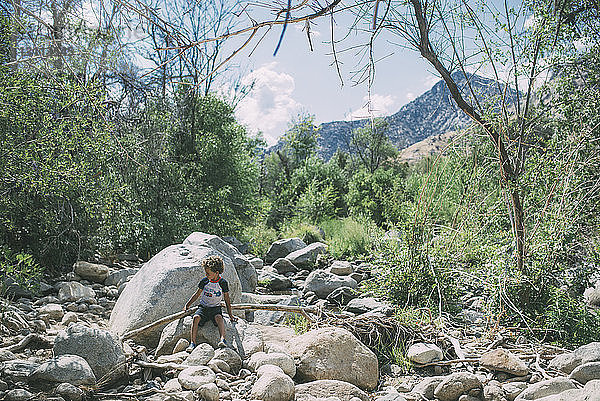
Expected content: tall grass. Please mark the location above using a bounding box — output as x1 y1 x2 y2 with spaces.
320 217 382 259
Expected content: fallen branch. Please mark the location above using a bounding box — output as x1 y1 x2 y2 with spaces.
0 333 53 352
133 359 190 371
121 303 319 341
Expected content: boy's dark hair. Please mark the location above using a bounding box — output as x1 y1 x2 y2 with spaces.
202 255 224 274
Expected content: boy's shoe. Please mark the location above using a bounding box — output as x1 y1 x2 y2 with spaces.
217 338 227 348
186 343 196 352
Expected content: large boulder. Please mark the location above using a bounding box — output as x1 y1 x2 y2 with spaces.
248 352 296 377
548 342 600 374
250 368 295 401
480 348 529 376
295 380 369 401
30 355 96 386
109 241 242 346
433 372 482 401
265 238 307 263
184 232 256 293
155 315 263 358
288 327 378 390
104 268 138 288
73 261 109 283
304 270 357 299
513 377 577 401
58 282 96 302
286 242 328 269
53 323 127 385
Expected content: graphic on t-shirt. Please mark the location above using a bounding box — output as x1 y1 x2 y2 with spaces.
197 277 229 307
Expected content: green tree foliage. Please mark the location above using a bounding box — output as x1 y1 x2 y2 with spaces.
0 70 114 268
349 119 398 173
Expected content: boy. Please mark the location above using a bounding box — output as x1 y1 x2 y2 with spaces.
184 255 237 351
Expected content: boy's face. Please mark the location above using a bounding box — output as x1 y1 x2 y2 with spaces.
205 267 219 281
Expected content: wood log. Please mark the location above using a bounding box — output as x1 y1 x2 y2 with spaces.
121 303 319 341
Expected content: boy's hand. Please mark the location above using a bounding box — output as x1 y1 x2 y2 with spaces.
229 315 238 323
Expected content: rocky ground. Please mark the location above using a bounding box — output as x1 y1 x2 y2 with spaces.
1 233 600 401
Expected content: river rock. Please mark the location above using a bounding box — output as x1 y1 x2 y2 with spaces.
56 382 84 401
109 240 242 346
258 270 293 291
265 238 307 263
328 261 353 276
304 270 357 299
58 282 96 302
178 365 216 390
38 303 64 320
480 348 529 376
4 389 33 401
250 368 295 401
196 382 220 401
411 376 445 400
2 360 40 381
104 268 138 287
185 343 215 366
286 242 328 269
407 343 443 364
326 286 358 306
288 327 378 390
30 354 96 386
434 372 483 401
73 261 109 283
212 347 242 374
548 342 600 374
155 316 263 358
272 258 299 274
295 380 369 401
514 377 577 401
569 361 600 384
53 323 127 385
248 352 296 377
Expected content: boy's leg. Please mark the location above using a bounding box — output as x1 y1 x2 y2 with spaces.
214 314 225 339
190 315 200 344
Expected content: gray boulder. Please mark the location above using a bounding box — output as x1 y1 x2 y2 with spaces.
272 258 299 274
480 348 529 376
346 297 389 314
248 352 296 377
53 323 127 385
584 285 600 307
326 286 358 306
178 365 216 390
109 241 242 346
288 327 378 390
73 261 109 283
184 343 215 366
514 377 577 401
258 270 293 291
2 360 40 381
155 316 263 358
58 282 96 302
184 232 256 292
266 238 307 263
104 268 138 287
411 376 444 400
328 261 353 276
569 361 600 384
434 372 482 401
250 369 295 401
304 270 357 299
548 342 600 374
286 242 328 269
295 380 369 401
212 347 243 374
30 355 95 386
407 343 443 364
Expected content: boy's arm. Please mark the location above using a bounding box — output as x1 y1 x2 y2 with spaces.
223 292 237 322
184 288 202 310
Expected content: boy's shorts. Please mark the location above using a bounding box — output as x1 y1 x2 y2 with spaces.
194 305 222 326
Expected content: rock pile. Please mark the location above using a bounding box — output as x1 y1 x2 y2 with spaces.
1 232 600 401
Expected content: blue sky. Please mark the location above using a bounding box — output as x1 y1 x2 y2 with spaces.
229 12 442 145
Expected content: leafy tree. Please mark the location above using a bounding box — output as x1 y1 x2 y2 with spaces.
349 119 397 173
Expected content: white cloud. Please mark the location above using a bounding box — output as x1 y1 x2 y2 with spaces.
406 92 416 102
345 94 398 121
423 74 441 90
235 62 302 145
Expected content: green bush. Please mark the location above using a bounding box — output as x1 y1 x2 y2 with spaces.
282 221 323 244
0 245 44 299
320 217 380 259
240 222 278 258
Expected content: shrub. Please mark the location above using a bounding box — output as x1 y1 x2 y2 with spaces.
282 221 323 244
0 245 44 299
320 217 380 259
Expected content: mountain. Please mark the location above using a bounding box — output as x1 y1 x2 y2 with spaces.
279 72 515 160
